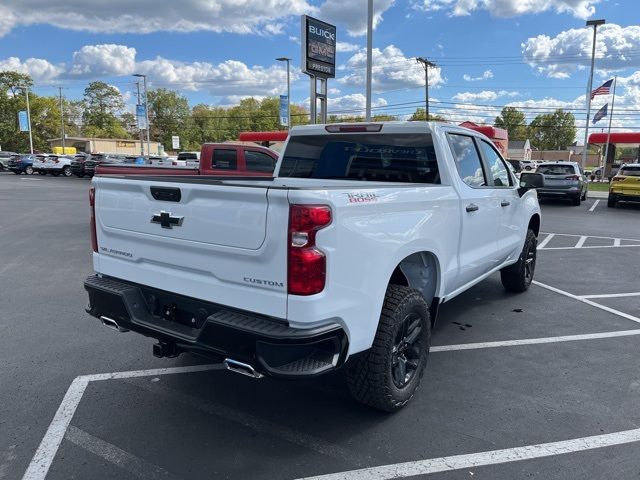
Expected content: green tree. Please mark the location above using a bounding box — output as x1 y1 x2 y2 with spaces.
82 81 128 138
148 88 200 150
494 107 527 140
409 108 445 121
528 109 576 150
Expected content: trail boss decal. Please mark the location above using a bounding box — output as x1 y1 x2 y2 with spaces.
346 192 379 203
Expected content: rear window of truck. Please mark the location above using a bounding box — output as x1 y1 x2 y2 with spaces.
279 133 439 183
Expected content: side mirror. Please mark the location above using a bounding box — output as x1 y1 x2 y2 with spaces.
518 172 544 196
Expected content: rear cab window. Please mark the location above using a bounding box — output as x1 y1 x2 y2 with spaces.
279 133 439 183
620 166 640 176
212 149 238 170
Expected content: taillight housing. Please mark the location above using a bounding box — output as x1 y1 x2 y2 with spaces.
564 175 580 180
288 205 332 295
611 176 624 182
89 186 98 253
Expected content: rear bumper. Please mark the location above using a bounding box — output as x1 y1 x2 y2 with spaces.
609 191 640 203
537 187 580 198
84 275 349 378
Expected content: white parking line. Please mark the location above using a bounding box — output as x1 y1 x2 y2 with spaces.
431 329 640 352
580 292 640 299
296 427 640 480
21 365 222 480
537 234 555 249
614 238 621 246
574 235 588 248
588 199 600 211
540 244 640 251
65 426 182 480
533 281 640 324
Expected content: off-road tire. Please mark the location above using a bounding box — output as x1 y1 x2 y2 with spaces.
346 285 431 412
500 229 537 293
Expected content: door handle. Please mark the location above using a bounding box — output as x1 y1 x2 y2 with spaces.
501 200 511 207
466 203 479 212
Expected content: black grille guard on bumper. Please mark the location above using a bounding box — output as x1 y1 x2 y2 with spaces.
84 275 349 378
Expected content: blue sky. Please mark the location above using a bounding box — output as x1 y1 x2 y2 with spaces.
0 0 638 134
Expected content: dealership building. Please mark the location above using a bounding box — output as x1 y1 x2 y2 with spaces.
48 137 163 156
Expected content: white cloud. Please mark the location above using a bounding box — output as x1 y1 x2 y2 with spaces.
336 41 360 53
0 56 63 84
452 90 519 102
137 57 293 97
319 0 395 37
338 45 445 92
463 70 493 82
522 24 640 78
70 44 137 77
0 0 315 37
411 0 601 19
314 93 388 115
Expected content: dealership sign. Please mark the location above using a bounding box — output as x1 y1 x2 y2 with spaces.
301 15 336 78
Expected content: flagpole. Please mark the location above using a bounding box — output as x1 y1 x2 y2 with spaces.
602 76 616 180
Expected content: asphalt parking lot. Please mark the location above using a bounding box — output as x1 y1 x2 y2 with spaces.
1 173 640 480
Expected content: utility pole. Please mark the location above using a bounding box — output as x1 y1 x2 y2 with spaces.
134 73 151 156
416 57 437 121
365 0 373 121
58 87 66 153
19 85 34 154
136 82 144 156
582 19 605 170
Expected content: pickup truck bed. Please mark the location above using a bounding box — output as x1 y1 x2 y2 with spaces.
84 122 543 411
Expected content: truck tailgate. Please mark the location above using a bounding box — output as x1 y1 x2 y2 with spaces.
93 176 289 318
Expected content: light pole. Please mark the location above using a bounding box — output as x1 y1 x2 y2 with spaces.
365 0 373 121
59 87 66 153
133 74 151 156
582 18 605 170
18 85 34 154
135 82 144 156
276 57 291 129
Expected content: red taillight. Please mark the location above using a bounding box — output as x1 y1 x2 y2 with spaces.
564 175 580 180
611 176 624 182
89 186 98 253
288 205 332 295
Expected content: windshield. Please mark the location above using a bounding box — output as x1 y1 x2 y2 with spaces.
620 166 640 176
537 164 575 175
279 133 439 183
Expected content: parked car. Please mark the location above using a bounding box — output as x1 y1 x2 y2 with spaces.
32 154 50 175
84 121 543 411
0 151 18 171
608 163 640 207
44 155 74 177
174 151 200 167
84 153 127 177
7 154 35 175
70 153 90 177
520 160 539 171
96 144 278 176
535 161 588 205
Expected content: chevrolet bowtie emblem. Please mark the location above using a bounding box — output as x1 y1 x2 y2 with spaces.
151 211 184 229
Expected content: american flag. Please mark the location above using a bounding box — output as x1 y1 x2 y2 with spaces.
591 79 613 99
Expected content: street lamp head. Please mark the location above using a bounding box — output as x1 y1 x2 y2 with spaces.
276 57 291 62
133 73 145 78
586 19 605 26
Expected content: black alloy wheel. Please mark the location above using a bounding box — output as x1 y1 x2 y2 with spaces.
391 313 423 389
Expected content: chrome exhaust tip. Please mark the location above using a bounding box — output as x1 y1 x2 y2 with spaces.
100 316 129 333
223 358 263 379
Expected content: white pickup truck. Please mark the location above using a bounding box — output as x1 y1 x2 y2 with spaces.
84 122 543 411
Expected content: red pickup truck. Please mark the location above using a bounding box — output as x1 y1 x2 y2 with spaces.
95 143 278 176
